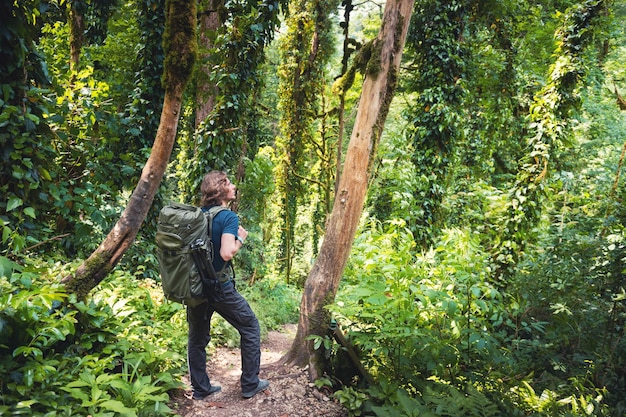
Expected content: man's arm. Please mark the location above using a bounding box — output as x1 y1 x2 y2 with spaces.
220 225 248 261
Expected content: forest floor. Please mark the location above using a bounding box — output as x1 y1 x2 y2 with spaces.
169 324 349 417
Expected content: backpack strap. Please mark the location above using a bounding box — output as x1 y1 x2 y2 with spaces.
206 206 228 238
204 206 233 281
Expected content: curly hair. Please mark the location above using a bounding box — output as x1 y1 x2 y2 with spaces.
200 171 230 206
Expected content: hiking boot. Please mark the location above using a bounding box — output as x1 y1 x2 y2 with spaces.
241 379 269 399
192 385 222 401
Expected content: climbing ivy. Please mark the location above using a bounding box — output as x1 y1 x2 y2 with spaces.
0 1 57 253
390 0 469 249
177 0 288 200
274 0 340 283
493 0 608 281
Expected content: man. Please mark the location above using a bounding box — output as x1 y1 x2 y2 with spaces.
187 170 269 400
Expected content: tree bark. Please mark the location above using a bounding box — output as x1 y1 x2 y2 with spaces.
61 0 197 299
69 1 85 72
281 0 415 380
195 0 223 129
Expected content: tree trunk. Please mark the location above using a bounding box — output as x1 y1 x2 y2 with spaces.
69 1 85 72
61 0 197 299
195 0 223 129
281 0 415 380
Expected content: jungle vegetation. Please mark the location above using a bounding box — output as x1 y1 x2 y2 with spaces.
2 0 626 415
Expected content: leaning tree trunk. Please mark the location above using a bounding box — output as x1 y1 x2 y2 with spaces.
281 0 415 380
61 0 197 299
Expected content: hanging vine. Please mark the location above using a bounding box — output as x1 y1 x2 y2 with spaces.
397 0 470 249
493 0 607 282
275 0 340 283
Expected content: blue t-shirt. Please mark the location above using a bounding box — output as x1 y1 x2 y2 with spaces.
203 206 238 272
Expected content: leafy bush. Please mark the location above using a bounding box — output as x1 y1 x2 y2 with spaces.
332 220 611 416
369 381 501 417
0 256 186 416
240 278 300 330
337 221 510 386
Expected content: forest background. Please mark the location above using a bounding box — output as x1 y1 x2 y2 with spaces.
2 0 626 416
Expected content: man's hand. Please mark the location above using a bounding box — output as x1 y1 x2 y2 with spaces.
237 225 248 242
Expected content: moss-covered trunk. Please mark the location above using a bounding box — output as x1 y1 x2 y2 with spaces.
61 0 198 299
282 0 415 381
195 0 223 129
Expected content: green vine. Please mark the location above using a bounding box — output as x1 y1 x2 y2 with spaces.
396 0 469 249
275 0 340 283
178 0 287 200
493 0 607 281
0 1 56 254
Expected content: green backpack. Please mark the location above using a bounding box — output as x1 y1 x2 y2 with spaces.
155 203 226 307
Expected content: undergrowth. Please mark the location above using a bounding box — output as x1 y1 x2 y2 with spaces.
0 255 300 416
326 219 615 417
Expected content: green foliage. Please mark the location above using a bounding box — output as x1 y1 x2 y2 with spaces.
337 222 512 388
0 258 186 416
238 278 301 332
274 0 341 282
335 216 615 415
177 0 288 200
369 382 501 417
492 0 608 280
0 1 58 254
2 0 167 257
510 379 607 416
334 386 369 417
234 147 278 279
392 0 469 249
43 65 127 254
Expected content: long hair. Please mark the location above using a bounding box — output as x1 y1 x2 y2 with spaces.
200 171 229 206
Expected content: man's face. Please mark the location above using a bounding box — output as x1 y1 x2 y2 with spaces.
225 178 237 201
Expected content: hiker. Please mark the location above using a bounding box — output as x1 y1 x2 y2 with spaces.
187 170 269 401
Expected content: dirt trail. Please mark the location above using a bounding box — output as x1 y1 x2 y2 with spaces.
169 324 348 417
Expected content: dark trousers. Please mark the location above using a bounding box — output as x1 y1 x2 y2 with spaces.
187 281 261 397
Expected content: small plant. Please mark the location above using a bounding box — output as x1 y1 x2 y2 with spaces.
313 376 334 390
334 386 368 417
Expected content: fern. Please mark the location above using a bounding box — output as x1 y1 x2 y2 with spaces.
371 382 500 417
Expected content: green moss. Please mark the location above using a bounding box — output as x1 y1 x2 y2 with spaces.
162 0 198 90
64 251 112 300
365 38 382 78
332 39 373 96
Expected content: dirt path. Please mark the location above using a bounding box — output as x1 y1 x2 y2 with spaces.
169 324 348 417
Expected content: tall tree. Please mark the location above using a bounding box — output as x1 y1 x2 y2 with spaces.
68 0 117 72
275 0 340 283
69 0 85 72
61 0 197 298
178 0 286 199
492 0 607 282
401 0 468 248
282 0 415 380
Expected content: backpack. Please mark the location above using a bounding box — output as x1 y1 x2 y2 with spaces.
155 202 226 306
